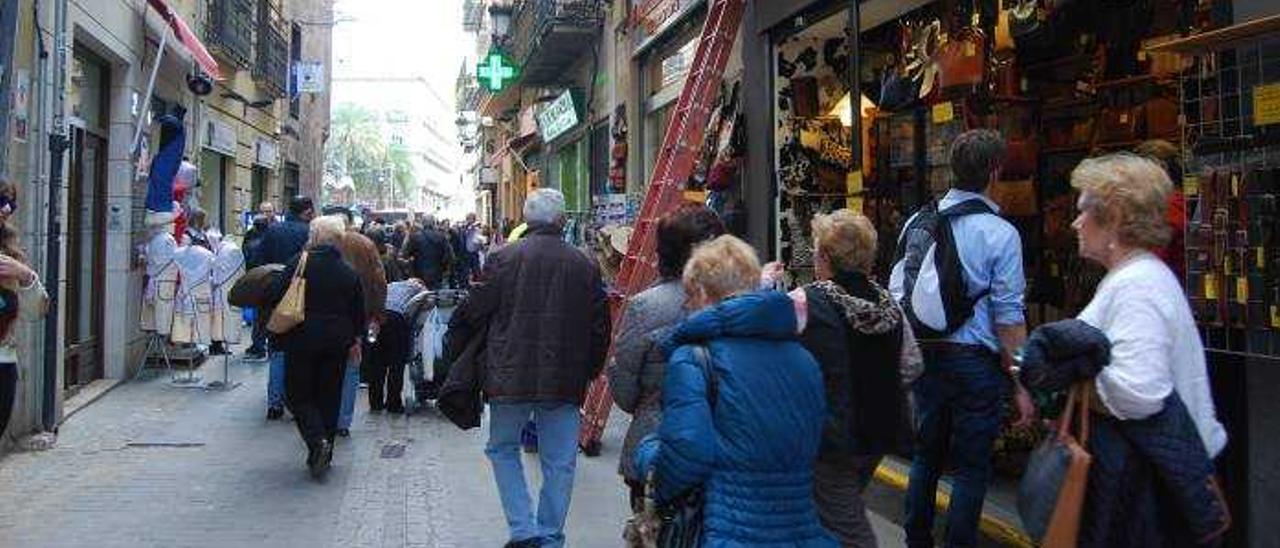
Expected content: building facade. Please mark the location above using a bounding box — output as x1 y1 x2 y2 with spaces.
0 0 332 452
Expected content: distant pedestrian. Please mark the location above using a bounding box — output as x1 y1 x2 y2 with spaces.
334 219 387 436
183 207 212 250
634 235 835 547
891 129 1035 548
792 209 922 547
242 201 277 361
369 277 427 414
609 203 724 511
0 178 48 443
400 215 453 290
267 215 365 478
449 189 610 548
259 196 315 421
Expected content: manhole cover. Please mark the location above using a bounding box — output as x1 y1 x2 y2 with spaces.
380 442 407 459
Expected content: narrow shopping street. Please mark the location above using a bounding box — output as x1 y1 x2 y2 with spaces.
0 357 909 547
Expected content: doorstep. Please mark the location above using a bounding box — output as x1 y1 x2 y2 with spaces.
873 456 1033 547
61 379 123 423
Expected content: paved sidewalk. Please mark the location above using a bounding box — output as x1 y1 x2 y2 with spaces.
0 356 906 547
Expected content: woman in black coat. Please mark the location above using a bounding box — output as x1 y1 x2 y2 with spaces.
271 215 366 478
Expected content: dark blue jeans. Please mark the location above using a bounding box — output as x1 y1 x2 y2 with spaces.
904 348 1009 548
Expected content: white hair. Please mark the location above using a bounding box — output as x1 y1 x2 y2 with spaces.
523 188 566 225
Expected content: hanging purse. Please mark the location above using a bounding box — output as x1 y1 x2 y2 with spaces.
936 26 986 90
995 0 1016 53
1018 382 1093 547
791 77 820 118
1009 0 1043 38
1098 104 1143 143
1003 138 1039 179
266 251 308 335
988 179 1038 216
1144 94 1180 138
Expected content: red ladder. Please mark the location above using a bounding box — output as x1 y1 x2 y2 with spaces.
579 0 747 456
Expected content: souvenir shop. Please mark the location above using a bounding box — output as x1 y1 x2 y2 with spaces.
737 0 1278 542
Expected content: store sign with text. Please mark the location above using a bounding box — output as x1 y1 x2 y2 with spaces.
254 138 279 169
203 111 236 156
536 90 580 143
631 0 699 47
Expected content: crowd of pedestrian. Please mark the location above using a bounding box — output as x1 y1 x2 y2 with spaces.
216 126 1230 546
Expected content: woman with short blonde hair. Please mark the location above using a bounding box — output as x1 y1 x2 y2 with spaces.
308 214 348 248
637 234 836 546
1070 153 1172 251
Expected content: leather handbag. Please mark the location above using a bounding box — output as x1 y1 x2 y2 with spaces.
228 263 285 308
879 69 921 111
267 251 308 335
1009 0 1043 39
656 345 718 548
992 57 1021 96
1003 138 1039 179
994 0 1016 53
1018 382 1093 547
791 77 820 118
1098 105 1143 143
988 179 1038 216
936 28 986 90
1144 94 1180 138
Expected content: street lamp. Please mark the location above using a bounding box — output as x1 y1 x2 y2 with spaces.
488 2 514 42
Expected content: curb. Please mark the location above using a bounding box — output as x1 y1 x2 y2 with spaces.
873 463 1033 548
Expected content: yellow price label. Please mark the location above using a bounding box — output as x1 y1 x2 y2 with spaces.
1236 277 1248 305
1224 256 1232 276
1231 174 1240 197
932 102 955 124
1272 305 1280 328
965 41 977 57
847 197 865 214
1204 273 1219 300
1254 82 1280 126
1184 175 1199 197
1258 247 1266 269
1050 263 1060 277
846 170 864 194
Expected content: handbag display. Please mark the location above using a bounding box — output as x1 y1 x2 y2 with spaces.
989 179 1038 216
936 27 986 90
1018 382 1093 547
266 251 309 335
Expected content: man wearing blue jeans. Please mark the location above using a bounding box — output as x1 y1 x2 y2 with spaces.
445 189 610 548
890 130 1035 547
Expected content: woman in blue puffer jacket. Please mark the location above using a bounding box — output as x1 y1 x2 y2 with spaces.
635 235 836 547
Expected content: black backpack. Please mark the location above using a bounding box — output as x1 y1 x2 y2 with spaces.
890 199 994 339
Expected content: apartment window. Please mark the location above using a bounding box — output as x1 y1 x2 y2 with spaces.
289 22 301 119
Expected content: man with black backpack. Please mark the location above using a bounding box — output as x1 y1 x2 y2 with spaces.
890 129 1035 548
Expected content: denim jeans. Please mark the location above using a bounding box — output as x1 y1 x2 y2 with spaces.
486 402 581 547
267 350 286 409
904 348 1009 548
337 358 360 430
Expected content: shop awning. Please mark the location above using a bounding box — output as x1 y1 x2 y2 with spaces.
146 0 222 80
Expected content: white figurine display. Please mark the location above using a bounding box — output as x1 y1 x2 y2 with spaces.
140 224 179 335
170 243 215 345
208 230 245 344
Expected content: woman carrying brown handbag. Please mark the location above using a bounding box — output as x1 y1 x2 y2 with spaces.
267 215 366 478
0 178 48 445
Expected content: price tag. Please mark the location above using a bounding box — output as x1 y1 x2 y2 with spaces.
1051 263 1060 277
1236 277 1248 304
1120 113 1130 124
1231 174 1240 197
1272 305 1280 328
1184 175 1199 196
1258 247 1266 270
1224 256 1232 275
1253 82 1280 126
1138 50 1148 62
965 41 977 57
932 102 955 124
1204 273 1219 300
846 170 864 194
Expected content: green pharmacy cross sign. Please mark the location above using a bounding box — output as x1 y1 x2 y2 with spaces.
477 51 518 92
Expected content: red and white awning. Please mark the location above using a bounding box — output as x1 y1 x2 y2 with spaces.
145 0 222 80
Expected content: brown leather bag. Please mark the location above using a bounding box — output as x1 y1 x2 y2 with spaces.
1003 138 1039 179
988 179 1037 216
994 0 1016 53
1145 95 1180 138
1019 382 1093 547
791 77 820 118
1099 105 1143 143
992 57 1021 96
937 28 986 90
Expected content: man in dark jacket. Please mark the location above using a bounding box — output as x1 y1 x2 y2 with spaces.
399 215 453 290
241 202 276 360
451 188 609 548
260 195 315 420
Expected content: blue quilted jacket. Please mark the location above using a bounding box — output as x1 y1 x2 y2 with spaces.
635 292 837 547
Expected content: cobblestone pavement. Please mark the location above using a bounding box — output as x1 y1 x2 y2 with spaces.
0 356 906 547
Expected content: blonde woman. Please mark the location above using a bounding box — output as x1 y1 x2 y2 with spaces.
269 215 365 478
0 178 48 443
635 235 836 547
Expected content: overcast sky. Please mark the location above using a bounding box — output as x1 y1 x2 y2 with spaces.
330 0 471 216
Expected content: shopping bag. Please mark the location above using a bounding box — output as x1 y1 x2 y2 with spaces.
267 252 308 334
1018 382 1092 547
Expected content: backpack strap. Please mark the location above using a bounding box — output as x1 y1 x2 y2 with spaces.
938 197 995 218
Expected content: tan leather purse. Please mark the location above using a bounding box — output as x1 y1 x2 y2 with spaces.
267 252 308 335
995 0 1015 53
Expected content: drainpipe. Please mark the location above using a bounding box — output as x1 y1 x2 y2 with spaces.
41 0 69 432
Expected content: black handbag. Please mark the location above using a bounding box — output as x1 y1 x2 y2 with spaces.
656 345 718 548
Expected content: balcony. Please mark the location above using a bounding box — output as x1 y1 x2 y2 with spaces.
508 0 604 86
206 0 254 69
462 0 484 32
253 1 289 98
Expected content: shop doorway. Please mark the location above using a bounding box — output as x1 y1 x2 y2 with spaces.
251 166 268 211
199 150 228 233
64 126 107 389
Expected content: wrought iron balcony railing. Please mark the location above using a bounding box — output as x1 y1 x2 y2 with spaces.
253 0 289 98
206 0 254 69
508 0 604 86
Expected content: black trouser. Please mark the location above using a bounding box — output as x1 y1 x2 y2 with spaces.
0 363 16 441
285 344 347 446
368 312 410 411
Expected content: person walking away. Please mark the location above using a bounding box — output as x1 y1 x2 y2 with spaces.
0 179 49 444
1066 153 1228 545
791 210 923 547
400 215 453 290
258 195 315 420
334 219 387 436
447 189 610 548
266 216 365 478
634 235 836 547
242 202 277 360
370 277 427 414
890 129 1035 548
609 204 724 512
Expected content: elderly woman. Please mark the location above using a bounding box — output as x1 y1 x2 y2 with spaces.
0 178 48 444
635 235 836 547
1069 153 1228 545
791 209 922 548
271 215 366 478
609 203 724 511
